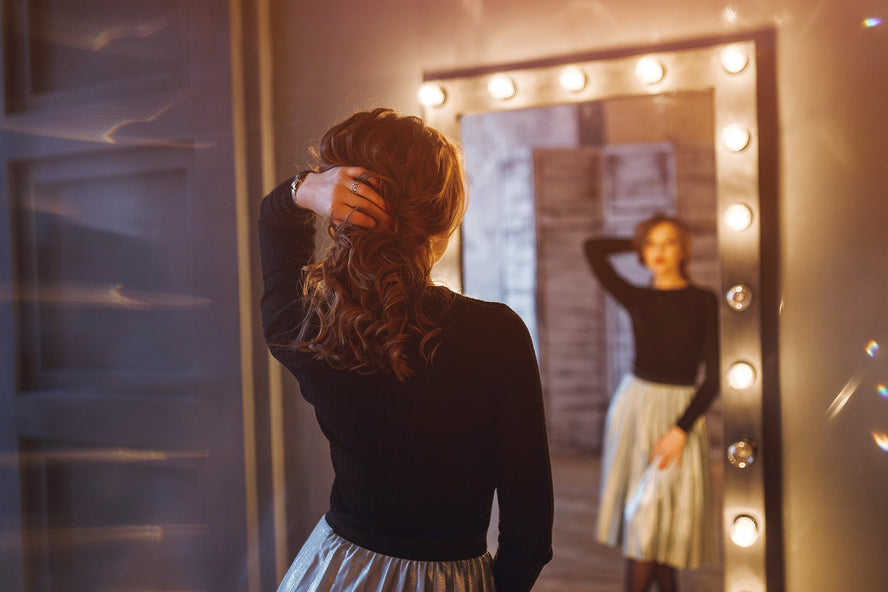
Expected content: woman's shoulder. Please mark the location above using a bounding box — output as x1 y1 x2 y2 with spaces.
434 287 528 332
685 284 719 308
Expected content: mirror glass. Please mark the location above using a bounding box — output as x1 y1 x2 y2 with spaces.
461 94 724 591
423 40 762 592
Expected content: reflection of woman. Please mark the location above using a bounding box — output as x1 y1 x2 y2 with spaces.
584 216 719 592
259 109 553 592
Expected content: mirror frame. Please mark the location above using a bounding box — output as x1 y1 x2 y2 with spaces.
423 37 769 592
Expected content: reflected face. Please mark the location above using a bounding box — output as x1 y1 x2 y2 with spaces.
641 222 686 275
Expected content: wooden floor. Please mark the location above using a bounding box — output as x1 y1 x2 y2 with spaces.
490 451 724 592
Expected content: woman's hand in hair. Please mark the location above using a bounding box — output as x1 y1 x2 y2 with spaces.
295 166 390 228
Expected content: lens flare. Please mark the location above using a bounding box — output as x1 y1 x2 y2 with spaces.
878 384 888 398
863 17 882 28
872 432 888 452
826 372 862 421
865 340 880 357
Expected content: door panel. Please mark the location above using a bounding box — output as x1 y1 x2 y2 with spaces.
1 1 251 590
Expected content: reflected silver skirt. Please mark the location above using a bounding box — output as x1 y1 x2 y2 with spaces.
276 518 496 592
595 375 716 569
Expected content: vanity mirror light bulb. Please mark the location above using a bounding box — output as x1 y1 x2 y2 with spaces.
730 514 759 547
634 57 665 85
418 83 447 108
559 66 587 92
724 203 753 231
720 46 750 74
722 124 751 151
488 74 517 100
726 362 756 390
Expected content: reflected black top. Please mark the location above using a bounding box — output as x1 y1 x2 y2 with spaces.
584 238 720 431
259 179 553 592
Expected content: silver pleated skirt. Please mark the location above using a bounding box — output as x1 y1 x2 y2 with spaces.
595 375 716 569
276 517 496 592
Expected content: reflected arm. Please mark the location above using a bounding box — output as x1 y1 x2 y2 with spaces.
583 237 636 303
675 290 721 432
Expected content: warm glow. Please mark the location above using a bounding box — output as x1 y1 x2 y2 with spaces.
730 515 759 547
721 45 750 74
722 124 751 151
418 82 446 107
724 203 753 231
727 362 756 390
634 57 665 85
488 74 517 100
559 65 587 92
872 432 888 452
721 6 738 25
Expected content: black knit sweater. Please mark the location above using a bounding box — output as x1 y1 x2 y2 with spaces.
584 238 720 432
259 179 553 592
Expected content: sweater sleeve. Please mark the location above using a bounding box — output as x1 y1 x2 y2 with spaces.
583 237 637 305
258 177 317 348
491 306 554 592
675 290 721 432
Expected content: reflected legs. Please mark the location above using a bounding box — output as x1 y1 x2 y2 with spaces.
626 559 677 592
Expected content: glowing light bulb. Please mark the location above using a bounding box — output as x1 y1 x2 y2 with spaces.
418 83 446 107
722 124 751 151
724 203 753 231
559 65 587 92
488 74 517 100
727 362 756 390
635 57 665 85
721 45 750 74
730 515 759 547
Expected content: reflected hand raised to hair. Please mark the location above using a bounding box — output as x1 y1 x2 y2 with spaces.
294 166 390 228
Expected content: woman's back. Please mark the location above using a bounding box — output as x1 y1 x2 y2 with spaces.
271 288 551 560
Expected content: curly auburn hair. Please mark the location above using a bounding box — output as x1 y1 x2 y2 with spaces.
632 214 693 280
294 108 467 381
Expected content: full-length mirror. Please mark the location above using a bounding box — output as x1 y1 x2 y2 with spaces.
423 39 765 592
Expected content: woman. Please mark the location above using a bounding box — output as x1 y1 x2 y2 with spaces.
259 109 553 592
584 216 719 592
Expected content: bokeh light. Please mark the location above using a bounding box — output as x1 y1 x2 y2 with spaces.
865 340 879 357
720 45 750 74
730 515 759 547
727 362 756 389
878 384 887 398
488 74 517 100
634 57 665 85
872 432 888 452
724 203 753 231
559 65 587 92
722 124 751 151
418 82 447 107
863 17 883 28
